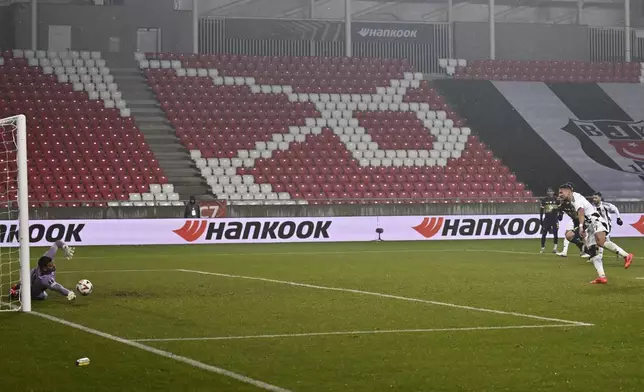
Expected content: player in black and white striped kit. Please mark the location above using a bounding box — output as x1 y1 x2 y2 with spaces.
592 192 624 261
558 184 633 284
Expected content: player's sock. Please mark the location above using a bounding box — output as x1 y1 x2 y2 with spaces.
570 237 584 251
561 239 569 254
591 256 606 277
540 232 546 248
603 241 628 258
598 247 604 258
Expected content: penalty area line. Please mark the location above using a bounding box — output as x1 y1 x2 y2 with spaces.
178 269 594 327
132 324 589 343
31 311 292 392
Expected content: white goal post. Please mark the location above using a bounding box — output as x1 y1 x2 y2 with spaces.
0 114 31 312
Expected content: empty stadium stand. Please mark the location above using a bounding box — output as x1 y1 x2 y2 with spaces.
139 53 532 205
0 50 180 207
438 58 644 83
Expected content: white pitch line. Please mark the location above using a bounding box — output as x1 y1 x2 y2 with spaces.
636 277 644 280
179 269 593 327
31 311 291 392
132 324 587 343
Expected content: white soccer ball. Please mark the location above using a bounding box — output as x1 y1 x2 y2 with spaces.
76 279 93 296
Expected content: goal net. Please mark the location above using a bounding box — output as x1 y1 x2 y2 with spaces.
0 114 31 312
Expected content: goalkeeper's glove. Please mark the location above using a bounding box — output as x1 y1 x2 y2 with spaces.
62 244 75 260
617 218 623 226
67 291 76 301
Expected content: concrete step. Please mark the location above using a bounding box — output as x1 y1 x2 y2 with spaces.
119 88 153 97
132 113 167 121
130 106 162 113
141 132 176 139
140 131 176 139
166 175 205 185
113 76 146 84
133 115 167 123
162 162 197 172
128 99 158 106
122 92 156 101
154 151 194 160
146 143 186 153
106 62 211 198
174 185 212 198
131 112 166 119
195 193 217 201
138 123 174 132
110 68 141 76
116 83 150 91
141 135 177 143
115 81 148 88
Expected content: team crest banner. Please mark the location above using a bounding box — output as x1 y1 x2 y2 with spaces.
562 119 644 176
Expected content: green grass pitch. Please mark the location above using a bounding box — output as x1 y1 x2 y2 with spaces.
2 238 644 392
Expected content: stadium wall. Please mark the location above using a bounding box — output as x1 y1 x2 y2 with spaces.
0 2 15 49
17 201 644 220
1 2 636 65
10 0 192 58
453 22 590 61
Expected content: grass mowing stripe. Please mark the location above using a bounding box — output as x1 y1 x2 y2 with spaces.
31 311 292 392
131 324 588 342
179 269 593 327
64 248 541 260
56 269 177 274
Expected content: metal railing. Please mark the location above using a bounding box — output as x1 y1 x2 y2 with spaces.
198 18 450 74
589 26 643 62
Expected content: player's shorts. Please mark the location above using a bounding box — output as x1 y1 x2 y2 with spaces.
541 220 559 235
584 213 610 248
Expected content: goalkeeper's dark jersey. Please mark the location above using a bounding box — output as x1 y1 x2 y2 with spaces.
541 197 559 223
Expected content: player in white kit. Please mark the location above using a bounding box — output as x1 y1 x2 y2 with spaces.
592 192 624 260
558 184 633 284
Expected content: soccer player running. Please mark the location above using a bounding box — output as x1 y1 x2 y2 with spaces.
540 188 559 254
9 240 76 301
555 196 586 258
592 192 624 261
558 183 633 284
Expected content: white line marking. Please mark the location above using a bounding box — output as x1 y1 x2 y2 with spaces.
636 277 644 280
31 311 291 392
178 269 593 327
65 248 539 260
132 324 588 342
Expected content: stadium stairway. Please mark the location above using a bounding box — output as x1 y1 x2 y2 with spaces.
110 67 211 199
434 79 594 195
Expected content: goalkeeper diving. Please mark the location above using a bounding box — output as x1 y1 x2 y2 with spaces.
9 240 76 302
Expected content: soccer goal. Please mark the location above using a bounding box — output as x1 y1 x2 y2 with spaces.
0 114 31 312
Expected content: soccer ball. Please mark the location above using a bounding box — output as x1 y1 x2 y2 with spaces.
76 279 93 296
